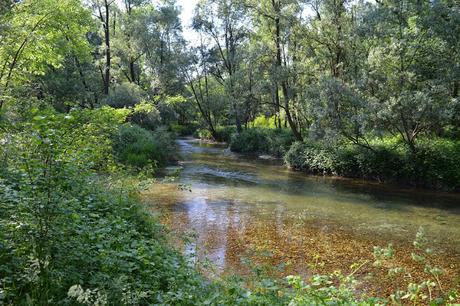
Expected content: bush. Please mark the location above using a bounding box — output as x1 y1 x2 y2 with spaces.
266 129 297 157
251 114 277 128
215 126 236 142
284 141 337 174
113 124 176 169
0 160 208 305
192 126 236 142
0 108 204 304
230 128 271 154
107 82 144 108
129 101 162 131
171 122 200 136
193 128 213 140
411 138 460 189
284 136 460 190
230 128 295 157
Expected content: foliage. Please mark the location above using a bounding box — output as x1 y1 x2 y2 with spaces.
0 137 203 305
251 115 277 129
193 126 236 142
129 101 162 131
1 0 460 303
0 100 375 306
284 141 337 174
113 124 176 169
171 122 200 136
285 136 460 190
230 128 295 157
0 0 93 94
107 82 145 108
372 228 459 305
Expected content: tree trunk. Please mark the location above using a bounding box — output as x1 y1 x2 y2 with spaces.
273 1 302 141
103 0 111 95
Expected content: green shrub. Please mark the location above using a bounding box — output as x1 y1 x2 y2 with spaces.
171 122 200 136
230 128 295 157
151 126 178 165
113 124 176 169
0 163 208 305
411 138 460 189
193 128 214 140
129 101 162 131
230 128 271 154
266 128 297 157
284 136 460 190
251 114 277 128
192 126 236 142
215 125 236 142
0 108 204 305
107 82 144 108
284 141 337 174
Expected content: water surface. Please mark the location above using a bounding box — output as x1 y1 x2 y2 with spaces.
144 138 460 296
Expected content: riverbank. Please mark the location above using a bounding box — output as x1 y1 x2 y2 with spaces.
194 127 460 191
4 107 431 305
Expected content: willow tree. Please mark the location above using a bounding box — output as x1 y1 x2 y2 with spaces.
193 0 249 133
244 0 304 140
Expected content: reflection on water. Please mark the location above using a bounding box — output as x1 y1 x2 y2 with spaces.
144 138 460 296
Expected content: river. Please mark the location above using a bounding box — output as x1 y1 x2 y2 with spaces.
143 138 460 297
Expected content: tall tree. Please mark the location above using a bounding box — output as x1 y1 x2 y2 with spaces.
193 0 248 132
90 0 115 95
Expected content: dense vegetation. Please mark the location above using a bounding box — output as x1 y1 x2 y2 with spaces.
0 0 459 304
184 0 460 190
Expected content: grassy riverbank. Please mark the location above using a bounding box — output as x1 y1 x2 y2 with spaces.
0 106 372 305
1 107 458 304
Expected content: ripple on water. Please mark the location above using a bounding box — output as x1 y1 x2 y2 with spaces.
143 138 460 299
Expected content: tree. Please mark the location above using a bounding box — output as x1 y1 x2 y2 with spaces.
0 0 92 109
361 0 455 151
193 0 249 132
89 0 115 95
244 0 304 140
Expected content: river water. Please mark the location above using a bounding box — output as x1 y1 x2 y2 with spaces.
144 138 460 296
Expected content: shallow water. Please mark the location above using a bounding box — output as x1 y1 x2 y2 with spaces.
144 138 460 295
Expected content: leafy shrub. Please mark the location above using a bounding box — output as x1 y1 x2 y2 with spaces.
284 136 460 190
171 122 200 136
129 101 162 131
231 128 295 157
156 101 178 125
251 114 277 128
193 128 213 140
107 82 144 108
230 128 271 154
284 141 337 174
151 126 178 165
215 125 236 142
113 124 176 169
411 138 460 189
192 126 236 142
266 128 297 157
0 153 206 305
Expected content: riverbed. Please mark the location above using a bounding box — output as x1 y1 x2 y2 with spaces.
143 138 460 297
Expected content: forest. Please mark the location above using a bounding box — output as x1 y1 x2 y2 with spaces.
0 0 459 305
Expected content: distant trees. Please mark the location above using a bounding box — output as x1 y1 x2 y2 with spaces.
183 0 459 154
0 0 458 153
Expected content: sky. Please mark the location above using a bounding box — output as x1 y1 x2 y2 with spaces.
176 0 200 43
